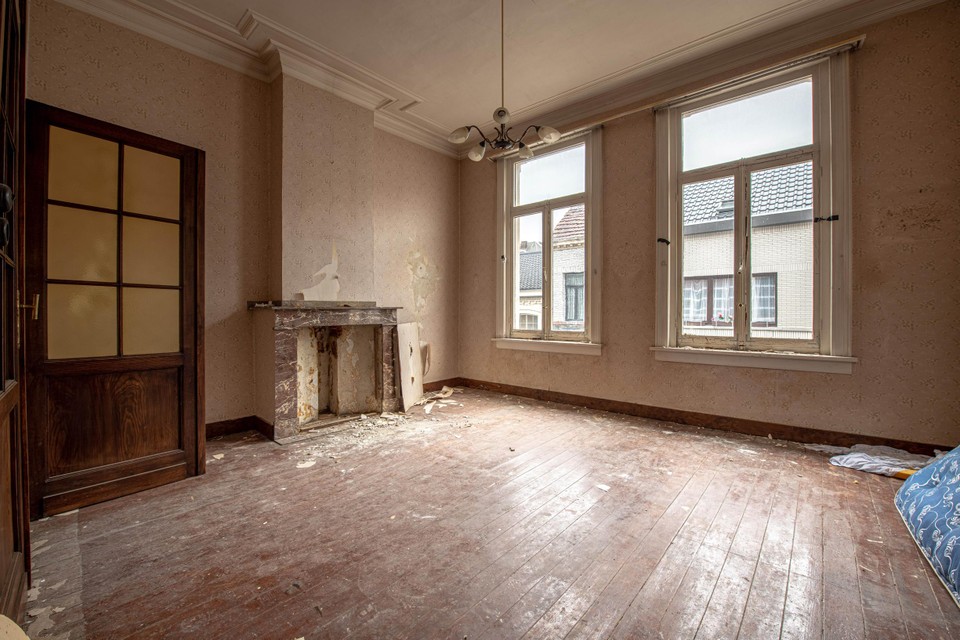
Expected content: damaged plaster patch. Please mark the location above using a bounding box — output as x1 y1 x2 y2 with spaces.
406 250 439 324
300 242 340 301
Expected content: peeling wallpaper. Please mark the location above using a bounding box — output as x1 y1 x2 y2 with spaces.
372 130 459 382
28 0 271 424
278 76 376 302
459 2 960 446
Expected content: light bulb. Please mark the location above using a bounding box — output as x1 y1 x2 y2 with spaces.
518 142 533 159
467 141 486 162
448 126 471 144
493 107 511 125
537 126 561 144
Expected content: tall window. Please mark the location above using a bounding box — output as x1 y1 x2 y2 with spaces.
497 131 602 350
655 53 853 370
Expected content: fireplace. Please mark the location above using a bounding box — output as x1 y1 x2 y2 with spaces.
249 301 400 442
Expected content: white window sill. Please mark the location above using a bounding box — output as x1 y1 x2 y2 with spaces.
651 347 856 374
493 338 602 356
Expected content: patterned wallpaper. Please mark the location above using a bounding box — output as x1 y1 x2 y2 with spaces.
278 76 376 302
372 130 460 382
459 1 960 446
29 0 463 422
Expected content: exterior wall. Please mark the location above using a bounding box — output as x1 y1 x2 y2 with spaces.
684 222 813 334
459 1 960 446
28 0 271 424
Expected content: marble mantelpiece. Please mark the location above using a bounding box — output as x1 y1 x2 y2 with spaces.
250 301 400 442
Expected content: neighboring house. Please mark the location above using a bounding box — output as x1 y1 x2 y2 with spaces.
682 162 814 341
517 243 543 330
517 205 585 332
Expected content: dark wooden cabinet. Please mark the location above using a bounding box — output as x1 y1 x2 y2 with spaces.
0 0 28 623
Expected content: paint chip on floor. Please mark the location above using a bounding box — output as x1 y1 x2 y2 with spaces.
213 453 224 460
297 460 316 469
597 484 611 492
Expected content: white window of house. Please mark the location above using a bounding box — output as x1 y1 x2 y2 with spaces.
655 52 855 373
495 131 602 355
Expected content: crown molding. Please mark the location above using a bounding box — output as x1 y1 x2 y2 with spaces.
53 0 460 156
459 0 943 151
54 0 940 160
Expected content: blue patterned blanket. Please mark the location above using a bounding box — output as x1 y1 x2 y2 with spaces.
895 446 960 607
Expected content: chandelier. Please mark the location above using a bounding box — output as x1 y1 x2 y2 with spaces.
447 0 561 161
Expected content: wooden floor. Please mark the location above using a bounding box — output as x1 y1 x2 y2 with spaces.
24 389 960 639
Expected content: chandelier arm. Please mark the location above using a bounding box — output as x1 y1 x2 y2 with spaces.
466 125 495 146
516 125 541 143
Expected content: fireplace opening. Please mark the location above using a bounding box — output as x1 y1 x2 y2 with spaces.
297 325 380 430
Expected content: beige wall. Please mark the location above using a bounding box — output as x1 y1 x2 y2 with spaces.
372 130 460 382
277 76 376 301
29 0 461 425
459 1 960 446
29 0 271 424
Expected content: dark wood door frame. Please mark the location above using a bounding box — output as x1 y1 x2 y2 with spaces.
25 102 205 518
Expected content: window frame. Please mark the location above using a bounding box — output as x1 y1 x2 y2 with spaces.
495 130 602 353
654 53 854 372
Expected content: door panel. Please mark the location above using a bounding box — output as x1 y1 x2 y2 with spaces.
26 102 204 518
44 369 181 476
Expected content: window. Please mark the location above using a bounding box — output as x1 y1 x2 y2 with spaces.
655 53 854 373
518 312 540 331
564 272 584 322
682 274 776 332
496 131 602 354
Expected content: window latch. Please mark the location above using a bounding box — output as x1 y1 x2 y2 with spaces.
656 238 670 246
813 214 839 223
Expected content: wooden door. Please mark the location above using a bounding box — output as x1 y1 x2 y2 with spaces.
0 0 27 621
25 103 204 518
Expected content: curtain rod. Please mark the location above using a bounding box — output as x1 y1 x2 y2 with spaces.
483 35 864 162
651 35 865 112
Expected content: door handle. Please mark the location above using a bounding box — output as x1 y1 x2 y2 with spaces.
19 293 39 320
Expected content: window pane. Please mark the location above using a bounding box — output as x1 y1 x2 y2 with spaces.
123 287 180 355
48 126 119 209
515 143 585 206
683 278 707 324
749 161 813 340
752 274 777 326
682 79 812 171
47 284 117 359
682 176 734 338
123 146 181 220
47 205 117 282
513 212 542 332
123 217 180 286
551 205 585 332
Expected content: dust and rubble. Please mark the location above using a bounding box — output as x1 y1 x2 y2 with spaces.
288 390 475 468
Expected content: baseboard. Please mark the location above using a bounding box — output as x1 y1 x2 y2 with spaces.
423 377 465 393
456 377 948 456
206 416 274 441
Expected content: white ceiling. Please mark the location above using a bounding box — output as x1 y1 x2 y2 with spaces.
71 0 933 154
143 0 866 129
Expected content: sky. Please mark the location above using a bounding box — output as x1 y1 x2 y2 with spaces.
682 79 812 171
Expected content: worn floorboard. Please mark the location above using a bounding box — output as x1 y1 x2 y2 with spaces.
23 389 960 639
